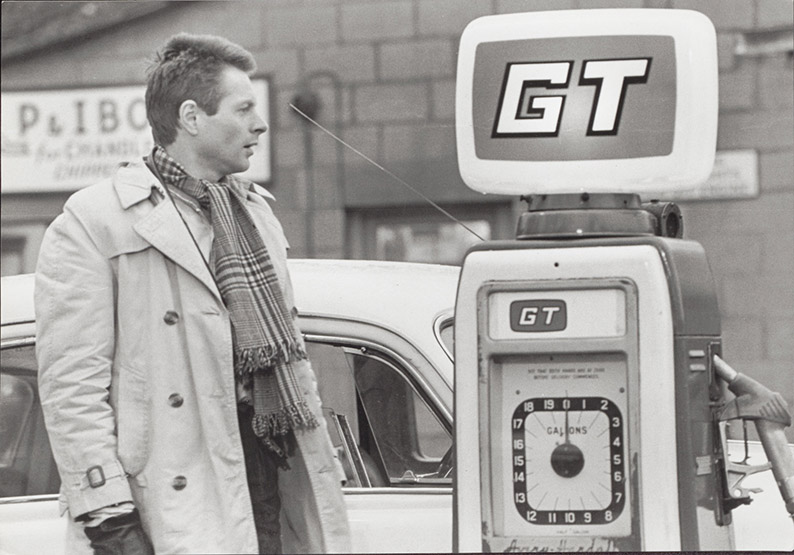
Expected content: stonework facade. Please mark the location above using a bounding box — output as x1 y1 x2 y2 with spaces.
2 0 792 433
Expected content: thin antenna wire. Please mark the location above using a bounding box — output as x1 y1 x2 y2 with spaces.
289 103 486 242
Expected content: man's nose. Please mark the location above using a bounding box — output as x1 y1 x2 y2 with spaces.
253 115 268 135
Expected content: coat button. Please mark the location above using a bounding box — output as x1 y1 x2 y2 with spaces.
172 476 187 490
168 393 184 408
163 310 180 325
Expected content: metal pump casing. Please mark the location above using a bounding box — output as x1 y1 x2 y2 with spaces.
450 8 740 552
454 232 732 551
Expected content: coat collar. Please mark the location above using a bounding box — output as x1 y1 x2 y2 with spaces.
112 159 276 206
112 160 222 302
113 160 164 209
250 182 275 201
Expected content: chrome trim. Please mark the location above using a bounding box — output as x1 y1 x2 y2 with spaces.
332 411 370 488
0 337 36 349
0 489 452 503
298 308 457 404
0 494 58 504
299 309 451 374
303 333 452 426
433 312 455 363
1 319 35 327
342 487 450 495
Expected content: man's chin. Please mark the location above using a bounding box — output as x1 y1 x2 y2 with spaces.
232 160 252 175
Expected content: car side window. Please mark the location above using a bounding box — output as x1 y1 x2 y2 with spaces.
0 344 60 498
0 339 451 497
308 340 452 488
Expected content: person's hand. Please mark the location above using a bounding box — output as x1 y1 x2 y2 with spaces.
83 509 154 555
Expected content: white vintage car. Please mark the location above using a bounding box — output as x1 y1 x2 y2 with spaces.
1 260 791 553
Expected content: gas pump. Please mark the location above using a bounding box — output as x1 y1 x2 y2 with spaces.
452 9 794 552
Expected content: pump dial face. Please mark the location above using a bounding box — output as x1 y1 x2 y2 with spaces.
511 396 626 525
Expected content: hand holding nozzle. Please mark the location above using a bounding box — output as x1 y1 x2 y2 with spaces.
713 354 794 517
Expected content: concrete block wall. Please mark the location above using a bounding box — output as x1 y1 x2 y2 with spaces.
1 0 792 435
667 0 793 439
260 2 794 426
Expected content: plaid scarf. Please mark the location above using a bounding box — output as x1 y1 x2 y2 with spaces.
149 146 317 462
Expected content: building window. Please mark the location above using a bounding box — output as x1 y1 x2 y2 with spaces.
350 203 513 265
374 220 490 265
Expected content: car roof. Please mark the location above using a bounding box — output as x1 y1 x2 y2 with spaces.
290 258 458 327
1 273 35 327
290 259 458 382
1 260 459 374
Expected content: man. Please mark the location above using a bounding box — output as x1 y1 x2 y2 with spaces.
35 33 351 554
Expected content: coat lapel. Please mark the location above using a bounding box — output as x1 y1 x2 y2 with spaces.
113 161 222 302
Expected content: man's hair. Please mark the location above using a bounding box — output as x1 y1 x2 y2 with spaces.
145 33 256 146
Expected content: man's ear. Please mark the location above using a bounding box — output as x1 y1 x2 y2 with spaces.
177 100 200 136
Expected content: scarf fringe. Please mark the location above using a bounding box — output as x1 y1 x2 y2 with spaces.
233 342 307 380
252 401 319 438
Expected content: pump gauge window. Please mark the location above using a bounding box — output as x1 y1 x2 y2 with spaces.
512 396 626 525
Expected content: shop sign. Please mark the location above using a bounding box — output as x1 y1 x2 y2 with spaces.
646 150 759 201
1 80 270 193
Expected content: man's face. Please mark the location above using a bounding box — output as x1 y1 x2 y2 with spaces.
195 66 267 180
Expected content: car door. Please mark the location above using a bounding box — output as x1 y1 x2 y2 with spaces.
0 317 454 554
300 314 454 554
0 340 64 555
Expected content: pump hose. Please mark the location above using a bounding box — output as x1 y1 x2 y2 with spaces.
713 355 794 517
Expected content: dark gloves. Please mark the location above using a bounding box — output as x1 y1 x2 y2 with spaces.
83 509 154 555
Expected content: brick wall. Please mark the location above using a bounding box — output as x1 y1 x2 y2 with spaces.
668 0 793 441
2 0 792 436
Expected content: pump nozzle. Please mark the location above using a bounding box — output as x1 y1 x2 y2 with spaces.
714 354 794 518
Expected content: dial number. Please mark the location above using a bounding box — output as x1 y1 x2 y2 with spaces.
511 396 626 525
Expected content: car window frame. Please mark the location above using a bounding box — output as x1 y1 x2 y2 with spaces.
0 335 61 504
299 314 452 426
434 313 454 362
0 311 454 505
299 313 453 494
305 334 452 488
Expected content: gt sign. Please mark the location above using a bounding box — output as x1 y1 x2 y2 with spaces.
477 36 674 161
509 300 567 332
492 58 652 138
455 9 718 195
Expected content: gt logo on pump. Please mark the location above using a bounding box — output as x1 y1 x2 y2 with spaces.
509 300 567 332
493 58 651 138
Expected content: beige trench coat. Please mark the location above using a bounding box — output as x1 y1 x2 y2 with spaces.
35 161 351 554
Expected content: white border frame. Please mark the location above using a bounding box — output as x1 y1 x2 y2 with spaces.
455 9 718 195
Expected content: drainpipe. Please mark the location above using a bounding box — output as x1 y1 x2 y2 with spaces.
290 72 345 259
